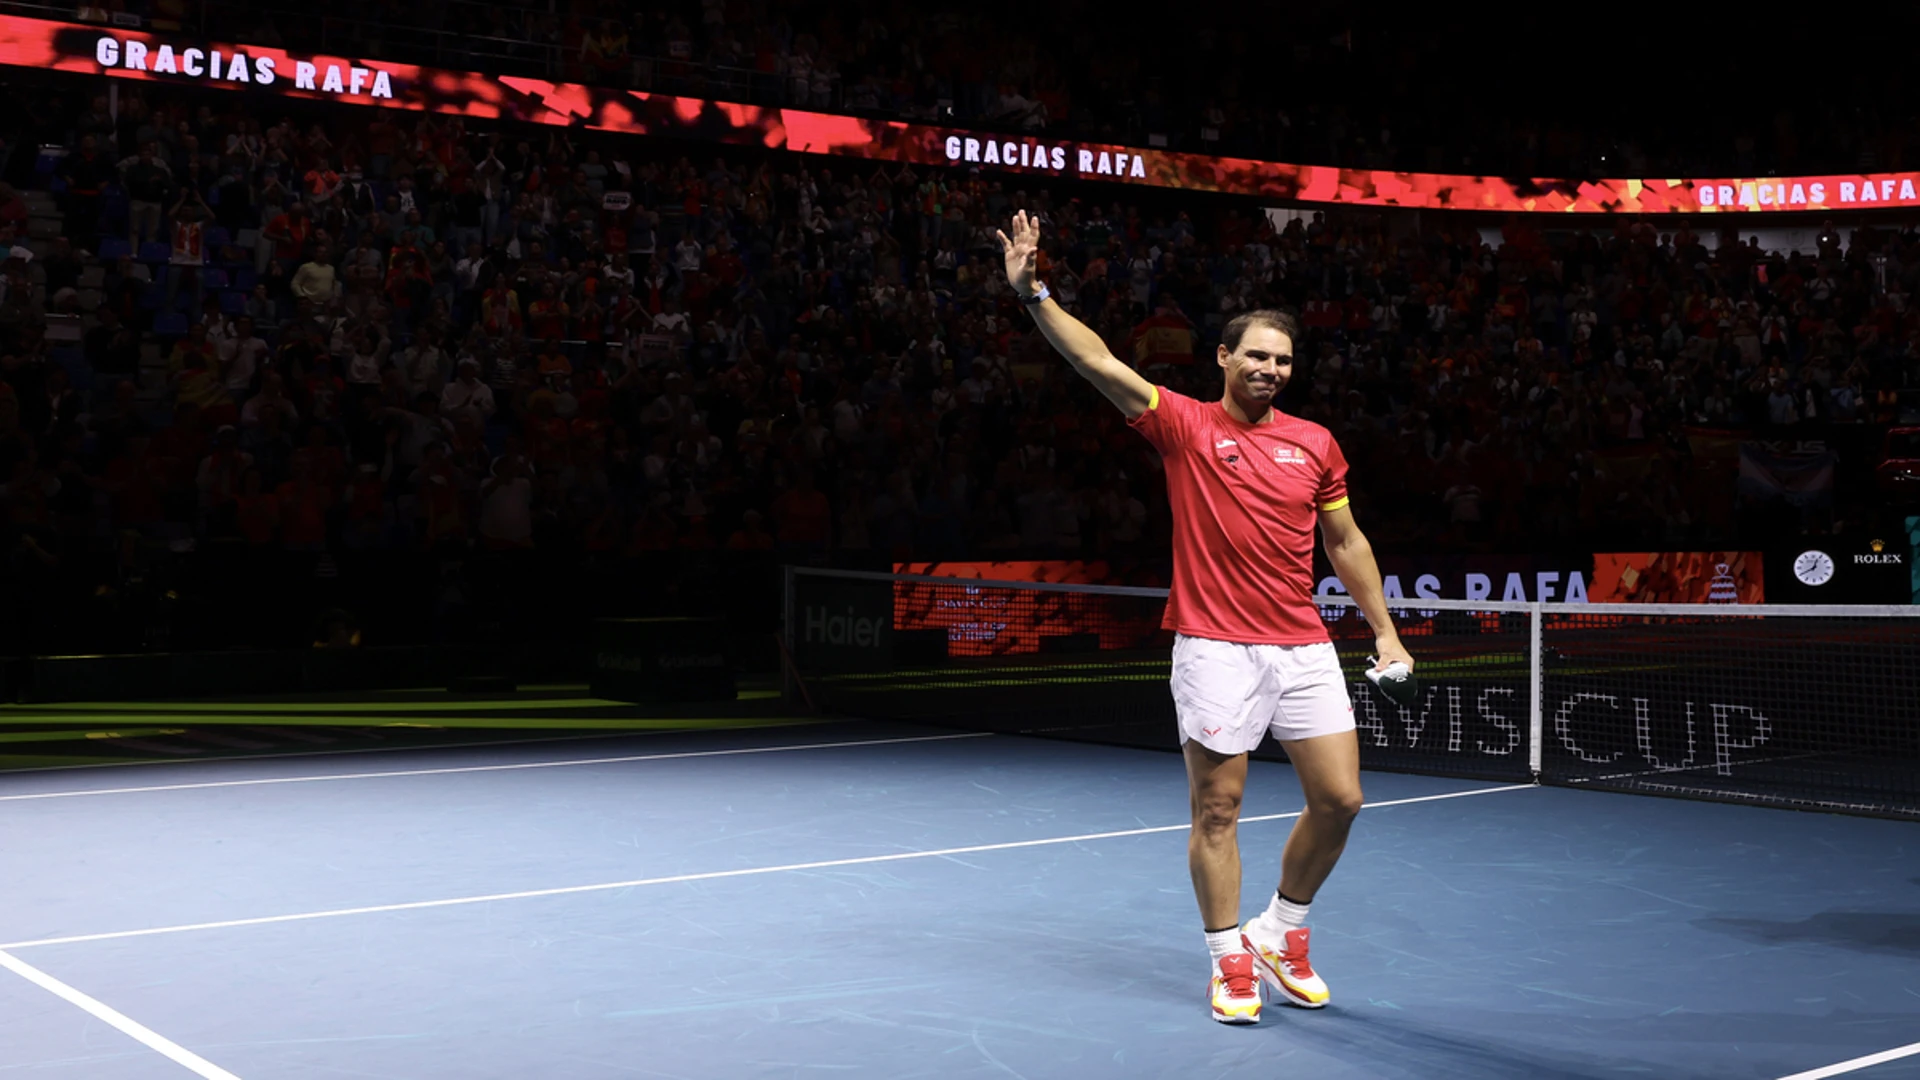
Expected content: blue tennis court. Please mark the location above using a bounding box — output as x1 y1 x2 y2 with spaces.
2 720 1916 1079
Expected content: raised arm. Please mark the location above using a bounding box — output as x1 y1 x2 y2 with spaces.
998 210 1154 418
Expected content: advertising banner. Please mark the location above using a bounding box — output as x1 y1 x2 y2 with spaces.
891 560 1164 657
897 552 1775 657
1770 537 1911 605
792 576 895 673
1588 551 1764 604
13 14 1920 215
1317 553 1594 606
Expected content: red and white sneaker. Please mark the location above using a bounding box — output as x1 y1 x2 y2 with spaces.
1241 922 1330 1009
1208 952 1263 1024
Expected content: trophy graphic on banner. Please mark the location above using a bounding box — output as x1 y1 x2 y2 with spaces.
1707 562 1740 604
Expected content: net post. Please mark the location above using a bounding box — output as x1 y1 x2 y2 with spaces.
1527 601 1544 780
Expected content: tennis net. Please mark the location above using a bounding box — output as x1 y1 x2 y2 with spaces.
784 567 1920 819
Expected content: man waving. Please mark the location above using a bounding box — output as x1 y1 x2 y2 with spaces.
998 210 1413 1024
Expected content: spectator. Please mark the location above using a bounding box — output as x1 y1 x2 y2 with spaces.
261 201 314 274
220 316 270 401
441 358 496 424
291 244 338 305
771 468 831 551
240 372 299 430
119 142 174 245
479 452 534 548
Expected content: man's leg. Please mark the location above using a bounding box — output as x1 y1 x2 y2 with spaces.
1183 737 1262 1024
1170 632 1271 1024
1239 730 1361 1009
1275 728 1364 903
1182 738 1248 930
1241 642 1365 1009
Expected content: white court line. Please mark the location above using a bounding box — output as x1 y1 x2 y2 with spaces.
1777 1042 1920 1080
0 732 993 802
1 784 1533 951
0 948 242 1079
0 719 838 776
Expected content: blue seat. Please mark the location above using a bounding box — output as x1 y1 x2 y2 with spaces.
202 268 229 290
232 267 256 292
136 241 171 264
220 290 246 315
97 237 131 261
204 226 231 250
152 313 189 337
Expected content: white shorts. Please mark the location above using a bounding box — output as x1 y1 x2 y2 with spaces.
1171 633 1355 756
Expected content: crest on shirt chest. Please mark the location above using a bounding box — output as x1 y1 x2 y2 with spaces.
1209 434 1308 474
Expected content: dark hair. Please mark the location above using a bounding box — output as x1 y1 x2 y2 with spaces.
1220 309 1300 354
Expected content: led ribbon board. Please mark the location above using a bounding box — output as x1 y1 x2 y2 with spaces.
9 14 1919 214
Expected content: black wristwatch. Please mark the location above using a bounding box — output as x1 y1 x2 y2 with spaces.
1021 283 1051 306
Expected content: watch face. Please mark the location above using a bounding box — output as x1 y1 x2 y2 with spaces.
1793 549 1835 586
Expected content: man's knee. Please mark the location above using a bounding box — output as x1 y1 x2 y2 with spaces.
1310 787 1364 824
1192 790 1243 837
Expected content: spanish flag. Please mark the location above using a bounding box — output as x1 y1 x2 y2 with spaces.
1130 312 1195 367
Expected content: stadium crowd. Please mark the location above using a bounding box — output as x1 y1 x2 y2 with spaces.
0 82 1913 578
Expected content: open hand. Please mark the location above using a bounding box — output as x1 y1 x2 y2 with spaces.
995 210 1040 296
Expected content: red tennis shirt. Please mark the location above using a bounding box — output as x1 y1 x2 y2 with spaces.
1129 386 1349 645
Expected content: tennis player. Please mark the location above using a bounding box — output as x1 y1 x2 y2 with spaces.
998 211 1414 1024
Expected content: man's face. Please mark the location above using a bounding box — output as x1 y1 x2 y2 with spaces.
1218 324 1294 408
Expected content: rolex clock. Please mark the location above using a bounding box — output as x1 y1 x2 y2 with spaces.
1792 549 1835 587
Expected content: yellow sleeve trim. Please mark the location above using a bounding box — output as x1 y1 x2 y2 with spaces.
1147 386 1160 410
1318 496 1350 512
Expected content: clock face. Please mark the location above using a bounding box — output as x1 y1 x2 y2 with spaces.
1794 550 1835 586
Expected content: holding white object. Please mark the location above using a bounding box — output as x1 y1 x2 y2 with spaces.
1363 658 1420 708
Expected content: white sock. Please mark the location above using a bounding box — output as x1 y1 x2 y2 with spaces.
1204 927 1242 969
1260 891 1310 931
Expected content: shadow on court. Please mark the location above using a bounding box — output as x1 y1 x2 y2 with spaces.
1252 1009 1624 1079
1271 1006 1920 1080
1697 911 1920 955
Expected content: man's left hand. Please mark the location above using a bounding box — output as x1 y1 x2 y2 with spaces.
1372 637 1414 673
